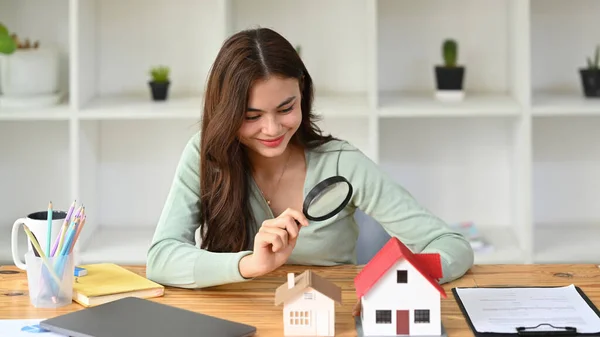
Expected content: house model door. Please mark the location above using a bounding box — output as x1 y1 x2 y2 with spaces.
396 310 409 335
316 310 329 335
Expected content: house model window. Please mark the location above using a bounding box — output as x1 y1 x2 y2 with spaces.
397 270 407 283
289 311 310 326
415 309 430 323
303 292 313 300
375 310 392 324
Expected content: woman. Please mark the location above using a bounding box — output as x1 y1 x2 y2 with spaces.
146 28 474 302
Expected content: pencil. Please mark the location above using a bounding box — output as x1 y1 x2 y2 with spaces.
22 225 61 285
50 200 76 257
56 206 81 255
46 201 52 256
69 214 86 254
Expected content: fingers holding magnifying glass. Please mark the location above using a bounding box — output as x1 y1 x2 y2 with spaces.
259 208 309 252
280 208 309 228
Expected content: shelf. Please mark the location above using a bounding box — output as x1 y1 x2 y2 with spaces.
531 0 600 98
534 223 600 263
533 92 600 116
379 117 515 227
0 103 71 120
78 94 203 120
377 92 521 117
75 92 370 120
376 0 516 97
3 0 600 271
78 226 155 265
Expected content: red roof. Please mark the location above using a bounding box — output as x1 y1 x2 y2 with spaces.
354 237 447 299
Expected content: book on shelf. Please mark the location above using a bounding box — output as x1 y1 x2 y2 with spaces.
449 221 494 253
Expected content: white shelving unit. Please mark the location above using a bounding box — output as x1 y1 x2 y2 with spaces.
2 0 599 267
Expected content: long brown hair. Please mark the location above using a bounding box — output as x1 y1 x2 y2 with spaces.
199 28 334 253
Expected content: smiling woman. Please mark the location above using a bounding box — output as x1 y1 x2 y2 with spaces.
146 27 474 291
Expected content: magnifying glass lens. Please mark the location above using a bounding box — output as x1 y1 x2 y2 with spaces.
303 176 353 221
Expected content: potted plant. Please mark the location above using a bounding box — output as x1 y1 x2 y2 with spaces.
0 23 17 55
434 38 465 102
579 46 600 98
148 65 170 101
0 22 61 108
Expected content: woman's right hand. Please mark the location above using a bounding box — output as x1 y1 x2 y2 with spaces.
239 208 309 278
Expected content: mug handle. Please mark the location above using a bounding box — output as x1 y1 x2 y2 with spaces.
11 218 27 270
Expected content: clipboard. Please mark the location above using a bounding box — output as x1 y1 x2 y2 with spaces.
452 285 600 337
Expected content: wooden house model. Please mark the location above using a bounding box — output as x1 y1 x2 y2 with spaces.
275 270 342 336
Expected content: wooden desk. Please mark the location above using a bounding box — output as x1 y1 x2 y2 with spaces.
2 263 600 336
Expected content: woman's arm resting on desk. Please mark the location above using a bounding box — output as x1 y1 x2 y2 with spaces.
146 134 253 289
338 143 474 284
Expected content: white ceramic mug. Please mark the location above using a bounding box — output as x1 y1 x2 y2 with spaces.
11 210 67 270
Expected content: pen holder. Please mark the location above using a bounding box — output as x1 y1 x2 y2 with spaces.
25 251 74 308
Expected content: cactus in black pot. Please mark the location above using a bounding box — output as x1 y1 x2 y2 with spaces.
435 39 465 101
148 65 170 101
580 45 600 98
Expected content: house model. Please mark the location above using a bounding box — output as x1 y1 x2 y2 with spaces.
275 270 342 336
354 237 447 336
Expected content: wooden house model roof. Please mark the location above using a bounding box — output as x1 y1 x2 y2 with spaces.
275 270 342 306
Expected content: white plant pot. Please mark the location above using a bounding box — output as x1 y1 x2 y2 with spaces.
435 90 465 102
0 48 62 108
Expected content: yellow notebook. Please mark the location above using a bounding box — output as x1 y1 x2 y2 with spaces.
72 263 164 307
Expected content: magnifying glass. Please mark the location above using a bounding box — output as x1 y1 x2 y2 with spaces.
302 175 353 222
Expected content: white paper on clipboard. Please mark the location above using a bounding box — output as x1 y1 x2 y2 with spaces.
454 284 600 333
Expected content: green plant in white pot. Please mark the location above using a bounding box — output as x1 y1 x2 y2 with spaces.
149 65 170 101
0 22 62 108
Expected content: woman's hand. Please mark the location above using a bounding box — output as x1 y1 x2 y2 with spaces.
239 208 309 278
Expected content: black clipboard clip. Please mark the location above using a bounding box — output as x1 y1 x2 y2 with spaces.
516 323 577 336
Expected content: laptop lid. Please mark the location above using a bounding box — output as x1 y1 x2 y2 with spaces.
39 297 257 337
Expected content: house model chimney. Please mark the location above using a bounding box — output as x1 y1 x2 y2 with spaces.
288 273 294 289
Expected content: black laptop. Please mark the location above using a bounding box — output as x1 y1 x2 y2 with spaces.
39 297 257 337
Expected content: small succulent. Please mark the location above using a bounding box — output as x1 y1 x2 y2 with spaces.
150 66 170 83
0 22 16 55
0 22 40 55
586 45 599 70
442 39 458 67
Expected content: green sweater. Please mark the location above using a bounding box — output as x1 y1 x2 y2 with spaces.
146 132 474 288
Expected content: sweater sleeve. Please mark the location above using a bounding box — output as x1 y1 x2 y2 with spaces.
146 133 253 288
337 142 474 284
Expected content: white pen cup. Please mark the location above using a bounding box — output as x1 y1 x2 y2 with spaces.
11 210 67 270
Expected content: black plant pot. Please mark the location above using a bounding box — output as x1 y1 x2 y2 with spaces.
579 69 600 98
149 81 170 101
435 66 465 91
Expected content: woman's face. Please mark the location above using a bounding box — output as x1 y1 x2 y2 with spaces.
238 75 302 159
